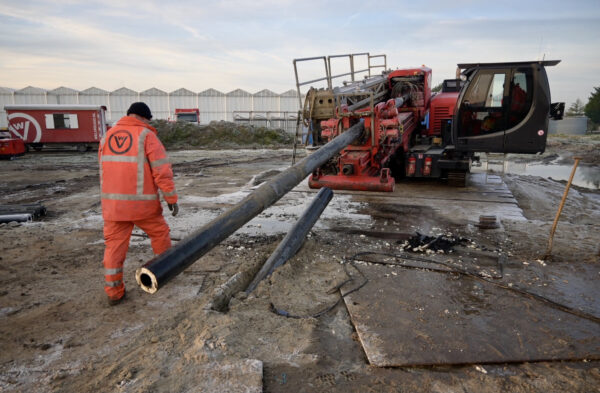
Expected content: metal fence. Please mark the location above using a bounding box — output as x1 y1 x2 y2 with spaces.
0 86 302 132
549 116 588 135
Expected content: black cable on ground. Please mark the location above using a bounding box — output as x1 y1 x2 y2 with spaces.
271 250 600 324
350 251 504 279
270 260 368 319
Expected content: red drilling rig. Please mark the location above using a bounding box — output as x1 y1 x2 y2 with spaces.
293 53 564 190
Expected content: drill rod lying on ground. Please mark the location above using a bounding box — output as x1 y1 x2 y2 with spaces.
136 121 364 294
245 187 334 294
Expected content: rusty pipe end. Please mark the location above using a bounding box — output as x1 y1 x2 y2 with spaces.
136 267 158 294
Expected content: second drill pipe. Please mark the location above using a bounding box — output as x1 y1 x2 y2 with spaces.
136 121 364 293
245 187 334 294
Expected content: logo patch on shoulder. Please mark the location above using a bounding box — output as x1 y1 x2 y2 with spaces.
108 130 133 154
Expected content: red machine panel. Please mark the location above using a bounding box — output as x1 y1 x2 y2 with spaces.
429 92 459 136
388 66 432 120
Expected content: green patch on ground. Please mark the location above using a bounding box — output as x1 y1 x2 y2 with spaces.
153 120 295 150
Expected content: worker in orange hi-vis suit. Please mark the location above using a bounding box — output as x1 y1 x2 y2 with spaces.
99 102 179 305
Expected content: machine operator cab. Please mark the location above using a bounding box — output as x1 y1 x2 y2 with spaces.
452 60 564 154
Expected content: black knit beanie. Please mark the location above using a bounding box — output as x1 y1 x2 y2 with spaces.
127 102 153 120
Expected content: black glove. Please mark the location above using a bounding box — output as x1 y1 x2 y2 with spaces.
168 203 179 217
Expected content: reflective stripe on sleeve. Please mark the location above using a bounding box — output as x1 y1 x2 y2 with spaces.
149 157 170 168
101 193 158 201
163 189 177 197
105 267 123 275
105 280 123 287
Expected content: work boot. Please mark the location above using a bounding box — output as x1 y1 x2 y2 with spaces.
107 290 126 306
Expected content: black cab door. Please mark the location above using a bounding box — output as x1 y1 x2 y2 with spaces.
452 60 560 154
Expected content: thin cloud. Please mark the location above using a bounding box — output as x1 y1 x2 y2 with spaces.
0 0 599 105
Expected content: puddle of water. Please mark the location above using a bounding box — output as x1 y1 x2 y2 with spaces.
237 193 372 236
172 191 372 238
474 160 599 190
183 191 250 205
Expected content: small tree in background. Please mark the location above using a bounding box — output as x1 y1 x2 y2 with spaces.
566 98 585 116
431 82 443 93
584 86 600 128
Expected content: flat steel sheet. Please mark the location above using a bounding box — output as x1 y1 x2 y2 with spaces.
343 264 600 367
292 173 525 223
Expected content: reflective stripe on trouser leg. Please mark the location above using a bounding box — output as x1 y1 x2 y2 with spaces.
134 214 172 255
103 220 134 299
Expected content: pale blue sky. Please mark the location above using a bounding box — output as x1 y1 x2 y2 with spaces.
1 0 599 106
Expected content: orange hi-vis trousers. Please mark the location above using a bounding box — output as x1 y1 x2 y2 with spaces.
103 214 171 300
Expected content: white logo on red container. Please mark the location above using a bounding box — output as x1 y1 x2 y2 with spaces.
7 113 42 142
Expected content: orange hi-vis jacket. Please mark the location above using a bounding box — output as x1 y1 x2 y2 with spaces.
99 116 178 221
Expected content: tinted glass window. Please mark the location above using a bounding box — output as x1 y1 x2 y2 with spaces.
464 72 493 106
53 114 70 129
507 68 533 128
488 74 505 107
177 113 198 122
458 70 508 137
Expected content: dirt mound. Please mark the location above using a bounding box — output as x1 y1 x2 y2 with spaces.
153 120 295 150
546 134 600 164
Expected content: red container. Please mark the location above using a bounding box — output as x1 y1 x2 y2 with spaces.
0 137 26 158
4 105 107 146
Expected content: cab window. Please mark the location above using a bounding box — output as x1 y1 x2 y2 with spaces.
507 68 533 128
458 70 508 137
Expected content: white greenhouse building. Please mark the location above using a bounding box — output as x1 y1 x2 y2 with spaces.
0 85 302 133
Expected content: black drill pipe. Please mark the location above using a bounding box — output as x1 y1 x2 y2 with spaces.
136 121 364 293
245 187 333 294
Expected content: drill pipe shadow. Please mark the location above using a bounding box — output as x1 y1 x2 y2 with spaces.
245 187 334 294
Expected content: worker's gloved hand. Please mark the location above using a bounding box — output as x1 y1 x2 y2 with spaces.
168 203 179 217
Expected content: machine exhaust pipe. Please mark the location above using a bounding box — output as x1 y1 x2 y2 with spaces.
136 121 364 294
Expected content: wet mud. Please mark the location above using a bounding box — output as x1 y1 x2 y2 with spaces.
0 146 598 392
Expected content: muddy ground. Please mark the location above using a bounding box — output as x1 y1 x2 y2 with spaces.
0 139 599 392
